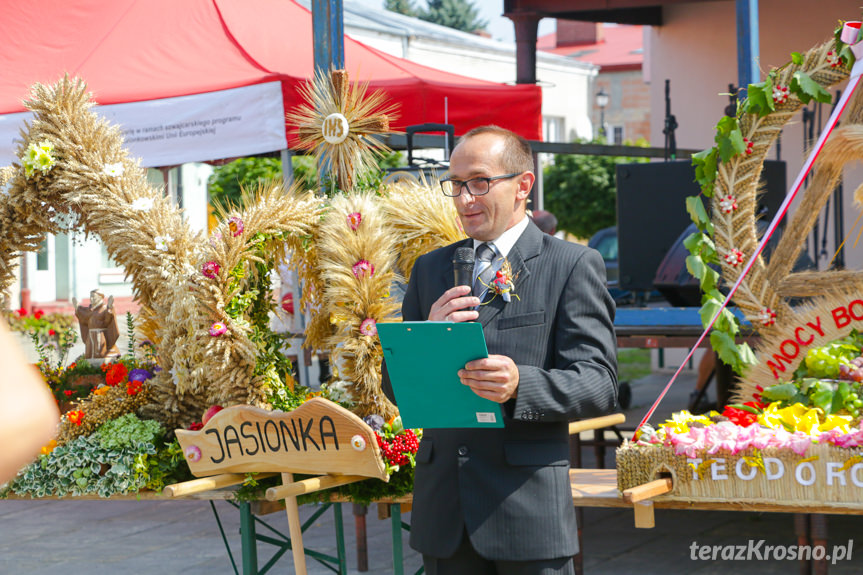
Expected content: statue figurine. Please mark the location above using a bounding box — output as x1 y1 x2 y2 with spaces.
73 290 120 359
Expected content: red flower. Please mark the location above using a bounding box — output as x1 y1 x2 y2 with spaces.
68 410 84 426
48 329 56 336
105 363 128 386
15 307 27 318
64 390 74 397
33 310 44 320
189 422 204 431
126 379 143 396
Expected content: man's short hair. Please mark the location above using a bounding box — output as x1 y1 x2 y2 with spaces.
531 210 558 235
460 126 534 174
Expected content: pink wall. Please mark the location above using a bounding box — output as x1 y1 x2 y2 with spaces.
648 0 863 269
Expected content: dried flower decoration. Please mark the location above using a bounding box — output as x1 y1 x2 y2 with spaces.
154 235 173 252
352 259 375 278
22 140 56 178
724 248 745 267
209 322 227 337
351 435 367 451
201 261 221 279
131 197 154 211
757 307 777 327
103 162 124 177
359 318 378 336
348 212 362 230
479 258 520 303
228 216 244 237
719 195 738 213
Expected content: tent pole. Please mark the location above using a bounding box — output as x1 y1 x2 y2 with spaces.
312 0 345 73
281 148 310 390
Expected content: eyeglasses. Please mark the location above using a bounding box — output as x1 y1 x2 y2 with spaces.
439 173 521 197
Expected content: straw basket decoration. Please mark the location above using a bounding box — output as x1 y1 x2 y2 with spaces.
617 23 863 505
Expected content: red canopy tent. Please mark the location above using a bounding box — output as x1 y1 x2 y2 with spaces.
0 0 542 166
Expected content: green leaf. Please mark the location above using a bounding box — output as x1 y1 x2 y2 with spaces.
742 78 775 117
686 254 706 281
715 116 746 163
761 382 799 401
790 70 833 104
699 299 723 330
685 196 714 235
692 147 718 197
811 381 835 413
683 231 704 253
791 52 804 66
700 266 719 294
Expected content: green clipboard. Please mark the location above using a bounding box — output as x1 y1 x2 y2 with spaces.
378 322 504 429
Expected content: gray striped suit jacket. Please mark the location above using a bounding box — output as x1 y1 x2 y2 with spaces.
386 220 618 561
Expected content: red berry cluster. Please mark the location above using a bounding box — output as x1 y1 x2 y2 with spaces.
742 138 754 155
376 429 420 467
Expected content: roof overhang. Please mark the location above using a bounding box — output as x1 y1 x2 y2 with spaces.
503 0 720 25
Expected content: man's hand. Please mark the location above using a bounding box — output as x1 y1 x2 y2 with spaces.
428 285 480 322
459 354 519 403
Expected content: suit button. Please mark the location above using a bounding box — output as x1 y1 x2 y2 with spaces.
458 446 468 456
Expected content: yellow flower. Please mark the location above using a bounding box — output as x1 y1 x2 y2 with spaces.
658 410 712 434
757 402 853 435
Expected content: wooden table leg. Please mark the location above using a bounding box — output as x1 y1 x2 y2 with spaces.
811 514 828 575
794 514 811 575
354 503 369 572
282 472 308 575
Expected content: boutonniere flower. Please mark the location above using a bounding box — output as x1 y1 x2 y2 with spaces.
480 257 520 303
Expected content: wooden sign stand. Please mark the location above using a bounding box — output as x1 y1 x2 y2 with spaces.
171 399 389 574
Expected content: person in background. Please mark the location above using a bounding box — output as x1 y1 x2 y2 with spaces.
0 319 59 483
530 209 558 236
384 126 618 574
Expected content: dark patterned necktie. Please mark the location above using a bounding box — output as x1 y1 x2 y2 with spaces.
473 242 497 298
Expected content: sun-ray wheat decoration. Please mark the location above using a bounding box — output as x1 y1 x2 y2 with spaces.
1 70 465 447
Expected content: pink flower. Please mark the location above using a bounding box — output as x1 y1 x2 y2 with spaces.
228 216 244 237
347 212 362 231
705 421 740 455
209 322 227 337
202 261 221 279
670 426 706 459
352 259 375 279
184 445 202 463
359 318 377 336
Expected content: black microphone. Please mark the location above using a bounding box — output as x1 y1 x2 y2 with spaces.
453 246 475 288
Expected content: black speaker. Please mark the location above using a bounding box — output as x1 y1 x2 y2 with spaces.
615 160 786 294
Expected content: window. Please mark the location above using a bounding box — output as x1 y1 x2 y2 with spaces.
613 126 624 145
36 239 49 271
543 116 565 143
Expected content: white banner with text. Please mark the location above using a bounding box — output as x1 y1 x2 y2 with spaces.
0 81 287 168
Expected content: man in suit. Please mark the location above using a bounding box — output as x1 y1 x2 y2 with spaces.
385 126 618 574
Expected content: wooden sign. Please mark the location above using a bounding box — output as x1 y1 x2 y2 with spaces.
175 398 388 480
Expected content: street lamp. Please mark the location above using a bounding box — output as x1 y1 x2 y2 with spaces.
595 87 609 139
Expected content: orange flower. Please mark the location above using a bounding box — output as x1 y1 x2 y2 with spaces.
126 380 143 396
40 439 57 456
105 363 128 386
68 410 84 426
93 386 111 396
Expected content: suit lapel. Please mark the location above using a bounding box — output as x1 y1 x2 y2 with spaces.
477 221 544 327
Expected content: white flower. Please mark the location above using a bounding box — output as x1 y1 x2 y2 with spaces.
170 367 180 387
155 234 173 252
103 162 124 177
131 197 154 211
